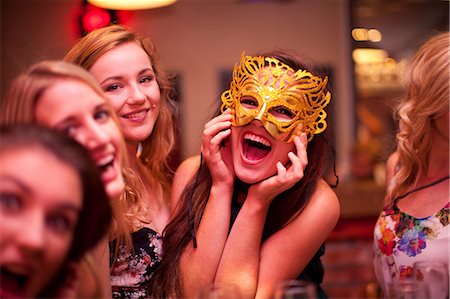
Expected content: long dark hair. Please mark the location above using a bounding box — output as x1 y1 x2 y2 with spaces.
0 124 113 296
149 50 335 298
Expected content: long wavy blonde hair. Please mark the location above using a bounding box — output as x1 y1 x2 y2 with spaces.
0 60 132 248
387 32 450 201
64 24 178 229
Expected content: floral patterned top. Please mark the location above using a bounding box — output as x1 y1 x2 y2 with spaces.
373 200 449 295
110 227 163 299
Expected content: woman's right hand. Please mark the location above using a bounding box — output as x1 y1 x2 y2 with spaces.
248 134 308 203
201 109 234 188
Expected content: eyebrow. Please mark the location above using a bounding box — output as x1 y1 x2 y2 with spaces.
0 175 31 194
99 67 155 85
95 102 108 111
139 67 155 75
54 102 107 127
0 175 82 212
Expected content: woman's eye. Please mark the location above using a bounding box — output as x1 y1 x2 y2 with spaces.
94 110 110 121
270 106 295 120
62 124 76 136
105 84 120 92
140 76 153 84
240 97 258 109
0 193 21 212
46 214 73 234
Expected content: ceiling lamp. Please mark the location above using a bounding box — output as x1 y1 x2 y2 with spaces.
87 0 177 10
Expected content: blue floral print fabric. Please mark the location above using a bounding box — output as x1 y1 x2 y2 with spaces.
373 200 449 294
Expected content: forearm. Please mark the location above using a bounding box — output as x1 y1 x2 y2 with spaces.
181 183 233 298
215 195 270 299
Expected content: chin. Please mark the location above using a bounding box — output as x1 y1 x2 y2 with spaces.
106 179 125 199
124 127 154 143
235 169 266 185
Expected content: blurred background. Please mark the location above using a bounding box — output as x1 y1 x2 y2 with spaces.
1 0 448 297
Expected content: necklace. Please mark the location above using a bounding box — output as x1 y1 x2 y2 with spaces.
394 174 450 201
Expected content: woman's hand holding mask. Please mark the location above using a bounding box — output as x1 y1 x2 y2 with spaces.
249 133 308 202
201 109 235 188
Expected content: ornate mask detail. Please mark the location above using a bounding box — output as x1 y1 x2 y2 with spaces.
221 52 331 142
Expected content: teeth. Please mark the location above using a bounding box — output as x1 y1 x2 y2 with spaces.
123 110 146 119
97 154 114 167
243 133 271 147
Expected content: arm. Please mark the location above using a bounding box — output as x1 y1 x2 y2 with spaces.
214 135 335 299
385 151 399 193
170 155 199 211
177 111 236 298
255 180 339 299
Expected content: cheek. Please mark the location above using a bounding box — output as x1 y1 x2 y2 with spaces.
30 234 72 295
107 123 123 150
0 218 14 255
149 86 161 105
45 234 72 270
230 127 240 154
107 94 127 113
276 142 296 164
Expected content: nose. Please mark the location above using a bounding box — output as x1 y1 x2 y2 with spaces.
127 83 146 105
254 102 267 121
81 119 109 151
19 212 45 253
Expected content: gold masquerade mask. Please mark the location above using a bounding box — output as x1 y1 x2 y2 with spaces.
221 52 331 142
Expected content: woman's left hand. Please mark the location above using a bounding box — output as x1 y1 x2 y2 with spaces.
249 133 308 202
201 109 235 188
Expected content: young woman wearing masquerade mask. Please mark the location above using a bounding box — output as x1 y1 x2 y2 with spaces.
0 124 112 298
373 32 449 298
149 50 340 299
0 61 130 298
64 24 178 299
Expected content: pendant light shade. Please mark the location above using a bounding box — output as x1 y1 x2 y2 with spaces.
87 0 177 10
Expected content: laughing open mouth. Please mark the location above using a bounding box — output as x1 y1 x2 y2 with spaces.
0 267 29 298
97 154 114 174
242 133 272 161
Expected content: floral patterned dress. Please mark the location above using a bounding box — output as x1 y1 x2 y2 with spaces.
110 227 163 299
373 200 449 295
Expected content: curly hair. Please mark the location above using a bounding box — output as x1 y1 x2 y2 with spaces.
64 24 178 227
388 32 450 200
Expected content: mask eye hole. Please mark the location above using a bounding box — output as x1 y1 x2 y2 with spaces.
269 106 295 121
240 96 259 109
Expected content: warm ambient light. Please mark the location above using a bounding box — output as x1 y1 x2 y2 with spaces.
87 0 177 10
352 48 388 64
352 28 382 42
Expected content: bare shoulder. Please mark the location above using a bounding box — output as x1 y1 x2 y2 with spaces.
386 152 399 173
385 151 399 187
171 154 202 208
302 179 340 223
313 179 339 207
175 155 201 177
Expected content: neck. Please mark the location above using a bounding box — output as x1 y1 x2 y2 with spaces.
126 141 140 169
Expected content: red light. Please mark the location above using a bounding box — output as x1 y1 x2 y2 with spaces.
82 6 111 32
